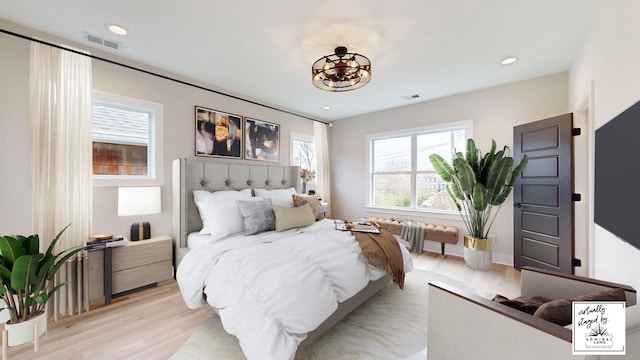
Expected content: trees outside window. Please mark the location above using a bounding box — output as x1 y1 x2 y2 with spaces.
369 121 471 212
291 133 316 171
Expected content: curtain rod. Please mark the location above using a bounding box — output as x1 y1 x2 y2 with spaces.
1 27 330 126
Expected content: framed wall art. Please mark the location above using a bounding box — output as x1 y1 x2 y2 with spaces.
245 118 280 162
195 106 243 159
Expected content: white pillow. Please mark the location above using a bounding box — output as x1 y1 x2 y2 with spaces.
254 187 297 207
193 190 252 238
240 188 253 197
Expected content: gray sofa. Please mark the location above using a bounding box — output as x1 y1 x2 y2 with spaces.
427 266 639 359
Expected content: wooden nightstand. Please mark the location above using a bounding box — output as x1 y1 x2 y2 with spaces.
89 235 173 305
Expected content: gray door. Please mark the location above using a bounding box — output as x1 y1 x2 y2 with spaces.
513 114 573 273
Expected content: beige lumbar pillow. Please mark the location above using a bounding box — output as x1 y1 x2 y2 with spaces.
272 203 316 231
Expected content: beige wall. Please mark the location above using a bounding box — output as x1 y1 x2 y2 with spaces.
568 1 640 291
0 20 313 239
0 31 32 235
330 73 569 265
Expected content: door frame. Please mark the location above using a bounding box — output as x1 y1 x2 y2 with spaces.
573 81 596 278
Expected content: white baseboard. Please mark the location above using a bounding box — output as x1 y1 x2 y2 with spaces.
411 239 514 268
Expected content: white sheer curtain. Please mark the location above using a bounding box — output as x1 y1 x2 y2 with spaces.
313 122 331 218
30 41 93 319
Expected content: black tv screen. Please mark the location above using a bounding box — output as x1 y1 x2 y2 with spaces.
594 100 640 251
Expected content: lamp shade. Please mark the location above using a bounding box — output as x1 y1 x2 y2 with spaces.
117 186 161 216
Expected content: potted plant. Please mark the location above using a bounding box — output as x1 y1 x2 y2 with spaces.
0 224 85 346
429 139 527 270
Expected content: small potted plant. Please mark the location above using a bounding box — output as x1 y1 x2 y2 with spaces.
0 224 85 346
429 139 527 270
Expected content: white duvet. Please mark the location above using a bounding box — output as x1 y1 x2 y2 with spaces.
177 219 413 360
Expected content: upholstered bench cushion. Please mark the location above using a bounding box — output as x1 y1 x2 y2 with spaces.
424 223 459 244
368 217 458 244
369 218 404 235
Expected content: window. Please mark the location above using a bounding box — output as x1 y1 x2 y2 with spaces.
92 91 163 186
368 120 472 213
290 133 316 171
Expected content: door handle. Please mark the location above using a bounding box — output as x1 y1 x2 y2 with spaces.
513 202 522 208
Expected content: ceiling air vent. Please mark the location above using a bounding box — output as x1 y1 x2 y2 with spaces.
402 94 421 101
83 32 122 51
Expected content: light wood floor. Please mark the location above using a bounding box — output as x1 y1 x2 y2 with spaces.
3 252 520 359
410 251 522 299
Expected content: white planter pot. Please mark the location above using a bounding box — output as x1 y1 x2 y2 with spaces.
4 312 47 347
463 236 492 270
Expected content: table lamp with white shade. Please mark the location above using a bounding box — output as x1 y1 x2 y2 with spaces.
118 186 161 241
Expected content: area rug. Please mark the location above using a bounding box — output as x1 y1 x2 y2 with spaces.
171 269 468 360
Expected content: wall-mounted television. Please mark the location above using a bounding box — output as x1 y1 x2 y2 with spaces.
594 100 640 251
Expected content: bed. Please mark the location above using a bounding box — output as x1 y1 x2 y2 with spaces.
172 158 412 359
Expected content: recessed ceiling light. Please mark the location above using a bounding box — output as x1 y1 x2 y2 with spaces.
501 57 517 65
108 24 128 36
322 106 331 110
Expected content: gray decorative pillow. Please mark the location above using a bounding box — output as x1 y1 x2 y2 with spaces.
236 198 275 235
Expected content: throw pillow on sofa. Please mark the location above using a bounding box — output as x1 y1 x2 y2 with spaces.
492 294 551 315
533 287 626 326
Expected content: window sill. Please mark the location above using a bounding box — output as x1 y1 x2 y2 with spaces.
93 176 163 187
365 206 464 222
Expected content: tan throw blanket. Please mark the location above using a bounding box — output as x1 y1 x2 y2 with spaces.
352 229 405 289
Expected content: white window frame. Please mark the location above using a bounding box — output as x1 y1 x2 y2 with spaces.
290 132 316 171
92 90 164 187
365 120 473 220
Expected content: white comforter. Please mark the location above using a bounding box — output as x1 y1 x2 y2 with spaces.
177 219 413 360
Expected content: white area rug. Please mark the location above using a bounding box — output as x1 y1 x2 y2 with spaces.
171 269 467 360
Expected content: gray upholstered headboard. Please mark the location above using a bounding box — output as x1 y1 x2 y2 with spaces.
172 158 301 267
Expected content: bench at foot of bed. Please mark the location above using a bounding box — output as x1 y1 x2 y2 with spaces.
367 217 458 256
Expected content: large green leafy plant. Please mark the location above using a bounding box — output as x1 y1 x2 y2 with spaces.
429 139 528 239
0 225 84 323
